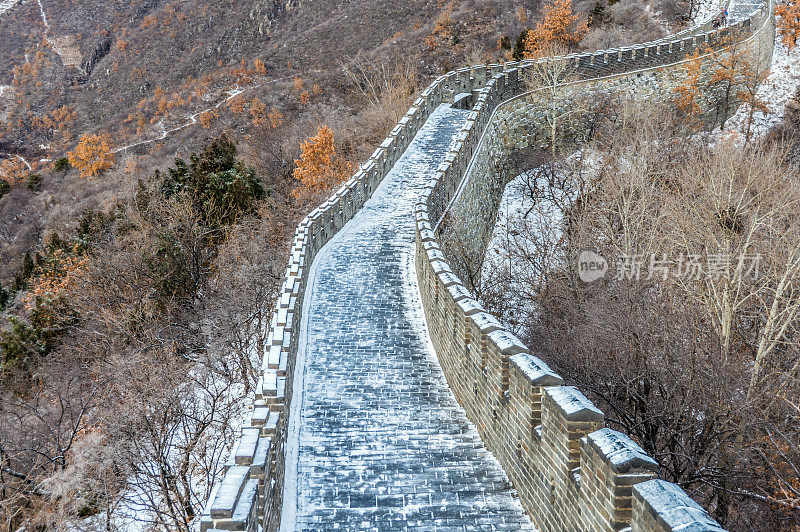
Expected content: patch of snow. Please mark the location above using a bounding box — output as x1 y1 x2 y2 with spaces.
14 154 31 170
0 0 18 17
481 161 583 333
694 0 725 24
717 39 800 140
510 352 560 383
588 427 658 468
634 480 725 530
546 386 604 418
35 0 48 29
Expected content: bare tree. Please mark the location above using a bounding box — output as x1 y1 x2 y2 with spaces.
482 95 800 530
524 44 585 156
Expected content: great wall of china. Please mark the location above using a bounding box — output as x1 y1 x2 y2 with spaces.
200 1 775 529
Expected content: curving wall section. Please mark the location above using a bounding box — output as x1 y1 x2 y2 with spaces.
199 1 774 530
416 2 773 532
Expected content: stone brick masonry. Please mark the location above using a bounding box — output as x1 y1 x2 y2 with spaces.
289 104 535 531
199 0 774 529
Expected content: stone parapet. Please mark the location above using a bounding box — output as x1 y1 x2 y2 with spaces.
201 0 774 528
413 2 772 531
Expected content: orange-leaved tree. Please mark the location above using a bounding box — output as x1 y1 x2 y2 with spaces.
68 133 115 178
292 125 352 202
198 109 218 128
524 0 588 57
776 0 800 49
268 109 284 128
254 58 267 75
708 42 769 133
674 49 705 120
425 6 455 49
249 97 267 126
24 248 88 311
0 157 28 187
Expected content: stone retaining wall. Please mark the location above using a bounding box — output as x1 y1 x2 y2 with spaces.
200 0 773 529
414 3 772 532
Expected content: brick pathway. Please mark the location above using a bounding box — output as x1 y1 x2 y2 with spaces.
288 104 536 531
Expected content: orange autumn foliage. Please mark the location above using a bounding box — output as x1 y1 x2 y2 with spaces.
68 133 115 177
248 98 283 128
24 248 88 310
425 5 455 49
674 49 704 119
292 125 352 201
268 109 284 128
253 58 267 75
198 109 218 128
0 158 28 186
228 95 247 114
248 97 267 125
30 105 76 141
777 0 800 49
523 0 588 57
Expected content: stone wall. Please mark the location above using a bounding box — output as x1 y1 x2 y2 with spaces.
414 2 773 532
198 71 461 532
439 4 774 283
200 0 774 528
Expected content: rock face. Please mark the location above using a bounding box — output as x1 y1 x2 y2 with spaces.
81 35 112 76
200 0 775 530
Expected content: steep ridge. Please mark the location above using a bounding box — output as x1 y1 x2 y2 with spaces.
200 1 775 530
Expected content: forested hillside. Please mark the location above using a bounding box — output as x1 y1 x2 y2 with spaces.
1 0 797 529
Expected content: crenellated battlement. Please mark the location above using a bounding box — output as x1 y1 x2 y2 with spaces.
200 1 774 529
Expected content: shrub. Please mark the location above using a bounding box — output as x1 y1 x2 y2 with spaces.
0 296 77 379
777 0 800 49
0 158 26 185
68 133 115 178
0 316 45 374
292 125 352 202
512 30 528 60
157 135 264 228
523 0 588 56
12 252 36 292
25 173 42 190
145 229 197 301
53 156 71 172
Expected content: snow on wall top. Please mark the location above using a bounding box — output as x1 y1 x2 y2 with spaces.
634 480 727 531
587 427 659 472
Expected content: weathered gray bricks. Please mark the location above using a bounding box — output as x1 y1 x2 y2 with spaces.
200 0 774 529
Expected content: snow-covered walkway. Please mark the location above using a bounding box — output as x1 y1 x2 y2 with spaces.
282 104 535 531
